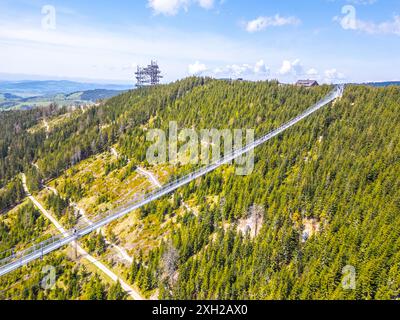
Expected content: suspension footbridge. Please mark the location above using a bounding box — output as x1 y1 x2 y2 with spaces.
0 85 344 277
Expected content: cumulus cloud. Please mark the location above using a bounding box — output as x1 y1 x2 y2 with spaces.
279 59 304 76
254 60 268 74
187 60 270 78
213 60 270 78
188 61 208 75
306 68 319 76
277 60 345 84
197 0 214 9
245 14 301 33
324 68 346 83
148 0 214 16
229 64 253 76
148 0 188 16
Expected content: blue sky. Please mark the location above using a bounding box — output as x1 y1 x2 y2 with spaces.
0 0 399 84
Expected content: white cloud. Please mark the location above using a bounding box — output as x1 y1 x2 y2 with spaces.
188 61 207 75
279 59 304 76
357 15 400 35
148 0 214 16
198 0 214 9
324 68 346 83
307 68 319 76
277 61 346 84
223 64 253 77
254 60 269 74
212 60 270 78
245 15 301 33
148 0 189 16
335 14 400 36
213 67 223 74
281 66 346 84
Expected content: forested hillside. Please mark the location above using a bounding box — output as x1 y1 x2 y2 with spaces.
0 78 399 300
154 85 400 300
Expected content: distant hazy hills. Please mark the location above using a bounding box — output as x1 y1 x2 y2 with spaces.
1 79 398 111
0 80 132 97
361 81 400 87
0 80 132 110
